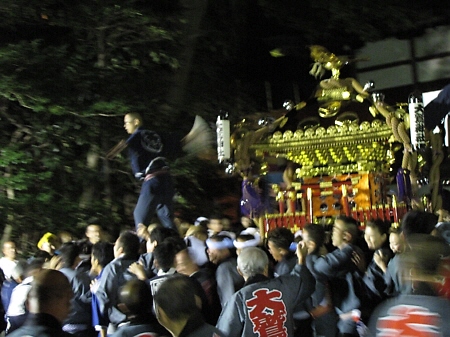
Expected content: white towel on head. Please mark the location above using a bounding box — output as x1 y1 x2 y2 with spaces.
194 216 208 226
185 236 209 267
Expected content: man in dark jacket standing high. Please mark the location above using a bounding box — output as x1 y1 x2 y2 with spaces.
124 112 175 231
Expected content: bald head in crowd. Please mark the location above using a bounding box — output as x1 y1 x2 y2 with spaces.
118 279 153 319
154 274 202 335
153 274 226 337
28 269 74 323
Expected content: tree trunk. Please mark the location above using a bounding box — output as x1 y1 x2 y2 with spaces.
0 104 32 245
163 0 208 115
79 144 100 209
1 171 15 245
102 135 112 206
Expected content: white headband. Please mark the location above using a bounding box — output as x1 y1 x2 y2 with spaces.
195 216 208 226
206 238 234 250
233 237 260 249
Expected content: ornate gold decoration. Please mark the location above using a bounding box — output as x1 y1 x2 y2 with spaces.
315 127 327 136
251 120 393 177
273 131 282 139
293 130 304 139
283 130 293 140
308 46 370 118
309 45 349 79
360 121 371 131
327 125 338 135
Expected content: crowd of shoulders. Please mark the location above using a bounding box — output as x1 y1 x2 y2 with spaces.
0 210 449 337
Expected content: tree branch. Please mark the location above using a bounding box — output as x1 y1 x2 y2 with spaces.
5 92 119 118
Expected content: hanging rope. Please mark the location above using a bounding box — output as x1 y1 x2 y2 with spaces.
376 104 422 208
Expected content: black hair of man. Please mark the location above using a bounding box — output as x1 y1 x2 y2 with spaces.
197 220 209 230
209 214 222 221
92 242 115 268
267 227 294 250
154 274 200 321
166 236 187 254
26 257 45 277
149 226 179 245
209 233 232 243
366 218 391 236
236 234 256 242
153 239 178 272
335 215 359 243
303 223 326 254
117 231 141 260
119 279 154 319
33 250 52 262
405 233 450 274
401 210 438 239
58 242 81 269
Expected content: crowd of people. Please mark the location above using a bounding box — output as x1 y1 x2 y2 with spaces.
1 112 449 336
0 210 449 337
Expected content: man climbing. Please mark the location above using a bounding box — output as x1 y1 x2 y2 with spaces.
123 112 176 232
108 112 213 234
